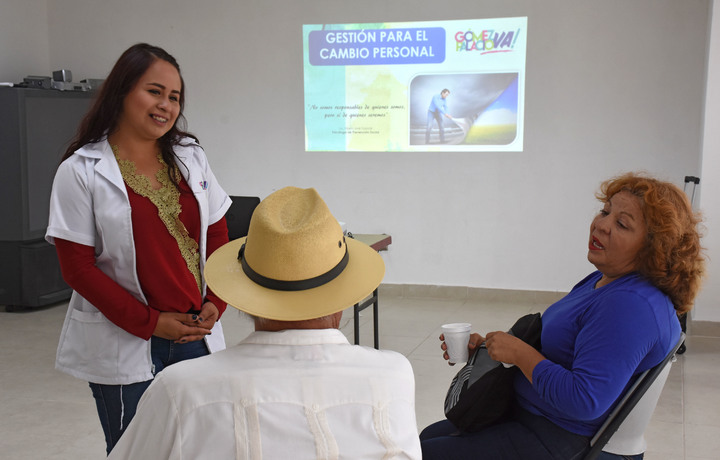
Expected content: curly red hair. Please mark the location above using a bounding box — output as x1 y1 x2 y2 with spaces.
596 173 705 314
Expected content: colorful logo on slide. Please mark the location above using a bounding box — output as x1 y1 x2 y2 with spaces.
455 29 521 54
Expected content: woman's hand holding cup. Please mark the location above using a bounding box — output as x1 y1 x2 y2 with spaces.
440 323 483 365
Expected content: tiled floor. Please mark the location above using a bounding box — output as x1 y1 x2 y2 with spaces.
1 288 718 459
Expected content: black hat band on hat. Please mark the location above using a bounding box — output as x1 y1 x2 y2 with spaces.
237 243 349 292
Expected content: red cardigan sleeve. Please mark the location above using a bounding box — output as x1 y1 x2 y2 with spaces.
204 216 230 316
54 238 160 340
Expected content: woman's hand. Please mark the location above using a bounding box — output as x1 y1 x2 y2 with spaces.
439 332 485 366
485 331 546 383
484 331 525 365
175 301 220 344
196 301 220 330
153 312 212 343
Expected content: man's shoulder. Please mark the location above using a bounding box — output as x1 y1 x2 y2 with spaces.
227 340 413 374
348 345 410 362
146 350 410 407
155 340 414 381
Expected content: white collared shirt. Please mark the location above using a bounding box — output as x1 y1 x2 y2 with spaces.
109 329 421 459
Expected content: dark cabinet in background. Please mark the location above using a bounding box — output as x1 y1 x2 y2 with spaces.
0 87 93 310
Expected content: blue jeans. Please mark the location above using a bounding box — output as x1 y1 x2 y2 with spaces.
89 337 209 455
420 405 590 460
426 110 445 143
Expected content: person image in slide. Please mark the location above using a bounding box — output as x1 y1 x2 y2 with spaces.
426 88 452 144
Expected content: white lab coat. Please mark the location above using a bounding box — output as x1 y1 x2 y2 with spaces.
108 329 422 460
46 138 231 385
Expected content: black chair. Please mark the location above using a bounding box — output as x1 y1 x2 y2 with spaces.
226 196 261 240
353 289 380 349
583 333 686 460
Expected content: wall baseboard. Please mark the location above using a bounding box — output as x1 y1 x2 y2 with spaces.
378 283 719 338
688 320 720 338
378 283 567 305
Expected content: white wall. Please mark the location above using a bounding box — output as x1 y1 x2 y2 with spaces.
0 1 50 83
2 0 717 320
696 1 720 322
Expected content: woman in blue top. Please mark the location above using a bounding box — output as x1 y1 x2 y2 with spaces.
421 172 705 460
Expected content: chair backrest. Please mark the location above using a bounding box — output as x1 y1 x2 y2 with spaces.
583 332 685 460
226 196 261 240
600 357 671 456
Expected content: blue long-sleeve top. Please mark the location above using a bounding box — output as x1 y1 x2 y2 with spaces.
515 271 681 436
428 93 448 115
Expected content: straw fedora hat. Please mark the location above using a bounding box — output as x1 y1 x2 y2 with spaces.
204 187 385 321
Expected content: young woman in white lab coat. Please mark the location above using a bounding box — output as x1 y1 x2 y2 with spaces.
46 43 231 455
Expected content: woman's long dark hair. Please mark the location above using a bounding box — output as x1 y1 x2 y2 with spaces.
62 43 197 188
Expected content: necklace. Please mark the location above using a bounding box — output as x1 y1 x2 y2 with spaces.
112 145 202 292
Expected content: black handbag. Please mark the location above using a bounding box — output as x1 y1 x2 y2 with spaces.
443 313 543 432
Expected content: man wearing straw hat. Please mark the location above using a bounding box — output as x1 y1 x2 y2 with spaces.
108 186 421 459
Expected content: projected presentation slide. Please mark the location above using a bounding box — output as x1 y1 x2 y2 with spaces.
303 17 527 152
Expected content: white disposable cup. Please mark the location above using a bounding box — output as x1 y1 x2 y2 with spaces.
441 323 472 364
